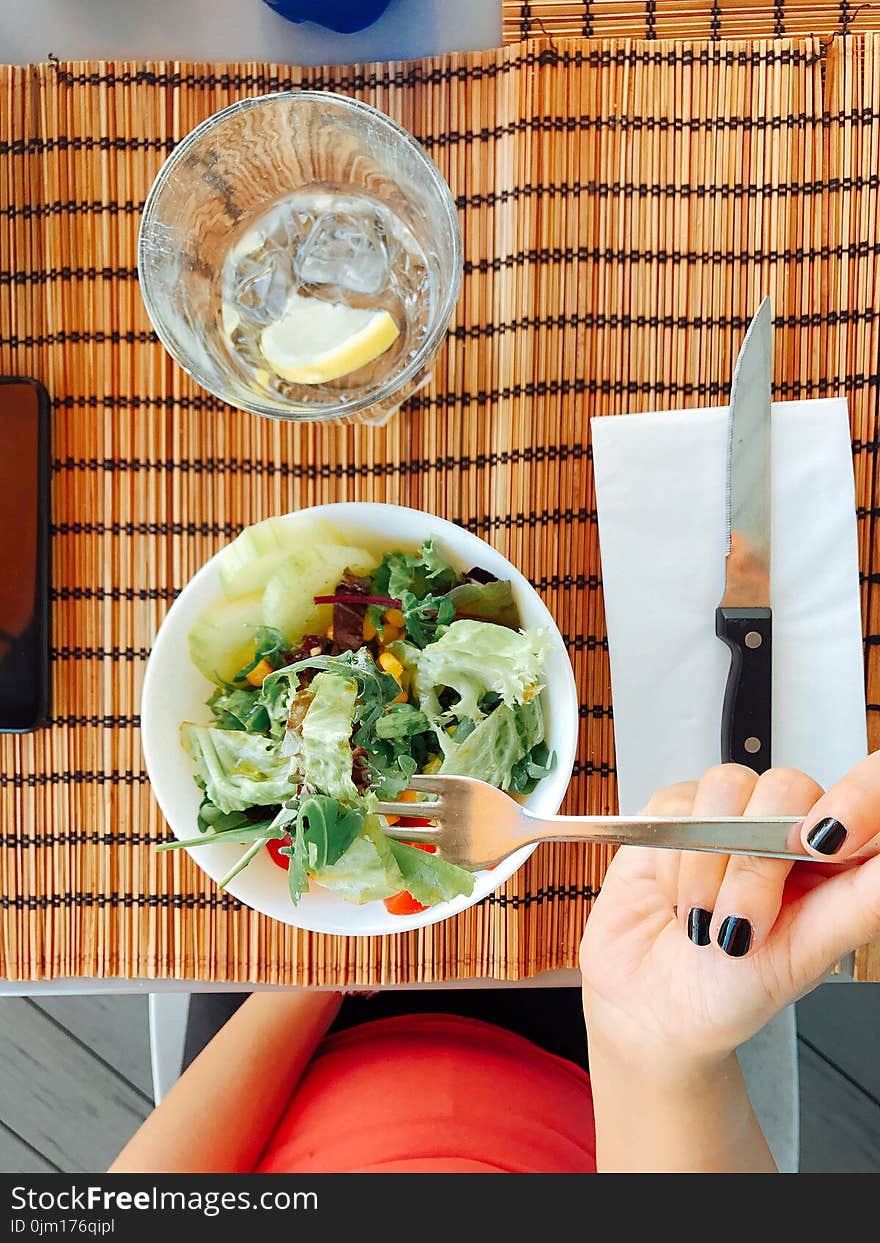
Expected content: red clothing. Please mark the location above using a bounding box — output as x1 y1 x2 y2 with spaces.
255 1013 596 1173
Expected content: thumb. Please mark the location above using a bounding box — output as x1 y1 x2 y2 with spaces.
782 855 880 986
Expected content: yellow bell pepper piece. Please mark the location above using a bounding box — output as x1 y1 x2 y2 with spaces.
378 650 405 682
384 788 419 826
245 658 274 688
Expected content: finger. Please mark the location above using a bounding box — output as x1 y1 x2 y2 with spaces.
639 780 698 817
710 768 824 958
676 765 758 946
641 781 696 915
655 847 682 913
783 852 880 990
800 750 880 859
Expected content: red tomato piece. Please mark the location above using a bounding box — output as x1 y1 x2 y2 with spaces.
266 834 292 870
402 836 437 852
400 818 436 832
384 890 428 915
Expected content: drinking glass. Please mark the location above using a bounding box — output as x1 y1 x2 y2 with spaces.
137 91 462 424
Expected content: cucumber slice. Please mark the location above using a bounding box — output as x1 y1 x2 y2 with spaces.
219 515 347 599
188 594 264 686
262 543 377 644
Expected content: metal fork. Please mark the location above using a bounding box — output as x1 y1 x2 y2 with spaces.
375 775 880 870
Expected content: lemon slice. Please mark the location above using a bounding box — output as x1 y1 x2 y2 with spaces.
259 291 400 385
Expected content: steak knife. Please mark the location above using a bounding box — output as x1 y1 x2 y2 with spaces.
716 298 773 772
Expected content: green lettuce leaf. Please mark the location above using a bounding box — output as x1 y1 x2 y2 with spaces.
437 699 545 790
386 839 475 905
372 539 458 601
310 816 405 903
300 671 358 800
447 579 519 628
180 724 297 814
414 619 551 723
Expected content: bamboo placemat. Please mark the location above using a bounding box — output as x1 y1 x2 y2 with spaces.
2 31 880 983
505 0 880 39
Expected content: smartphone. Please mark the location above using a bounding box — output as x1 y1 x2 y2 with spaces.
0 377 50 731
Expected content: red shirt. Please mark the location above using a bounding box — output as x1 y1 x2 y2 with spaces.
255 1013 596 1173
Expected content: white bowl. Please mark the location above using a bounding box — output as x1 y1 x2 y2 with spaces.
141 503 579 936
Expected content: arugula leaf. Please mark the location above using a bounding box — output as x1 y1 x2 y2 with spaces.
218 834 272 889
207 672 292 743
374 702 431 740
156 823 278 850
386 839 475 905
400 590 456 648
299 795 365 870
508 740 556 795
359 742 419 799
357 695 436 798
233 626 289 682
282 823 310 904
372 539 459 601
207 686 270 734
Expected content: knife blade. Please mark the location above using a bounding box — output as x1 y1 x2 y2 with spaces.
716 298 773 772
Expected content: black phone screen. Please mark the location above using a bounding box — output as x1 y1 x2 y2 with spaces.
0 378 49 731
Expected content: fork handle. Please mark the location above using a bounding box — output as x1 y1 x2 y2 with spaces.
519 814 878 862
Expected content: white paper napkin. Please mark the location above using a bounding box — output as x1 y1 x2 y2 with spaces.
591 399 867 814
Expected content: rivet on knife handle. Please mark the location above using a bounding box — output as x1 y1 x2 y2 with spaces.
716 605 772 771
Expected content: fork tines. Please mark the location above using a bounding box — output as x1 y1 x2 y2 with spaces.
374 774 443 830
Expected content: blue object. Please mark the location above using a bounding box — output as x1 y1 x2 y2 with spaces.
263 0 394 33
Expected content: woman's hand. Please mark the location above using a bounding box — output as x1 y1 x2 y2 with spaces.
581 757 880 1075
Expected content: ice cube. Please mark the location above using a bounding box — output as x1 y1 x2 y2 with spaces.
225 241 294 327
294 211 389 296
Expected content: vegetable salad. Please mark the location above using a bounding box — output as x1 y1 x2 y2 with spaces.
159 517 554 914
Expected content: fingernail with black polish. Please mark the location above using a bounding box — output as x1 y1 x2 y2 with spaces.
806 817 848 856
718 915 752 958
687 907 711 947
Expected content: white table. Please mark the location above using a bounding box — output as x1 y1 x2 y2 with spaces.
1 0 502 65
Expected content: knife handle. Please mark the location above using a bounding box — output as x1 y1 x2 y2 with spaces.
715 606 772 772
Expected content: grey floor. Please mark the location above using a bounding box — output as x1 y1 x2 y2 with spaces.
0 985 878 1173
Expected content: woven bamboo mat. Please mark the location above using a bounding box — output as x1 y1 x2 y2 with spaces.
2 30 880 983
505 0 880 39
